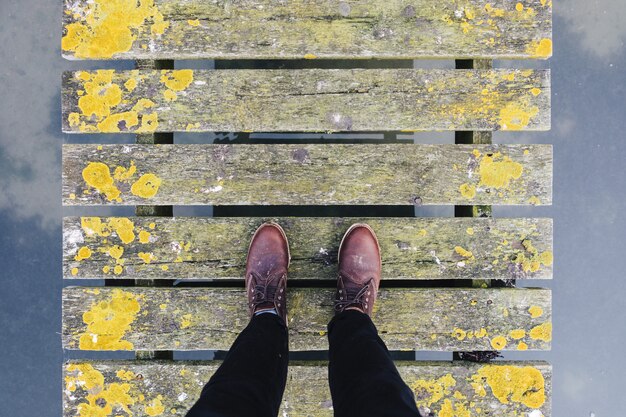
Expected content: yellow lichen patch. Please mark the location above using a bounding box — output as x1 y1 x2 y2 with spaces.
61 0 169 58
484 3 505 17
163 89 177 101
454 246 474 260
517 341 529 351
528 38 553 58
75 246 92 261
66 363 104 392
159 70 193 91
499 102 539 130
490 336 507 350
531 87 542 96
438 398 471 417
459 183 476 199
71 267 79 276
159 303 167 310
108 218 135 244
132 98 155 112
161 265 169 271
114 265 124 275
539 251 553 266
180 314 193 329
103 265 111 274
452 328 467 341
466 227 474 235
303 53 317 59
131 173 162 198
138 252 156 264
418 229 428 237
124 78 138 92
65 364 137 417
78 289 141 350
514 243 552 273
113 161 137 181
471 365 546 408
116 369 136 381
149 222 156 230
529 322 552 342
106 245 124 260
78 71 121 117
139 230 151 244
528 196 541 205
528 305 544 318
475 328 488 338
410 374 456 407
478 153 523 188
146 396 165 416
509 329 526 340
68 112 81 127
82 162 121 201
516 2 524 12
187 19 200 26
97 111 140 132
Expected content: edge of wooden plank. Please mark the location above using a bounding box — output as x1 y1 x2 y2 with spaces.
63 360 552 417
62 287 552 352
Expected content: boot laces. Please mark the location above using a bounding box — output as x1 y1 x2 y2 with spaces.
334 276 374 312
249 271 284 309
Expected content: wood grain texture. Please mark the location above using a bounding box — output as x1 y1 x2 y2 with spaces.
62 287 552 351
64 360 552 417
62 144 553 206
64 217 553 280
61 0 553 60
62 69 550 133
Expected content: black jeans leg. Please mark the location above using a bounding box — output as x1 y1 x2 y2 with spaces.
186 314 289 417
328 310 422 417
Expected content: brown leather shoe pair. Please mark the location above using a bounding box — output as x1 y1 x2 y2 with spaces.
245 222 381 326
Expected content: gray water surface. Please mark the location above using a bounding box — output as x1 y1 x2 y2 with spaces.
1 1 625 416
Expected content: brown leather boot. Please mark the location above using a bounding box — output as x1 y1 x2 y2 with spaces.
335 223 381 316
245 222 290 325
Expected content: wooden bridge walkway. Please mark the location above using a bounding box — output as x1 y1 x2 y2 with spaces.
61 1 553 416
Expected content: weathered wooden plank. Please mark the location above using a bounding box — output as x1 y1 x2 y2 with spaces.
62 287 552 351
64 217 553 280
62 69 550 133
61 0 553 60
62 144 553 206
63 360 552 417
